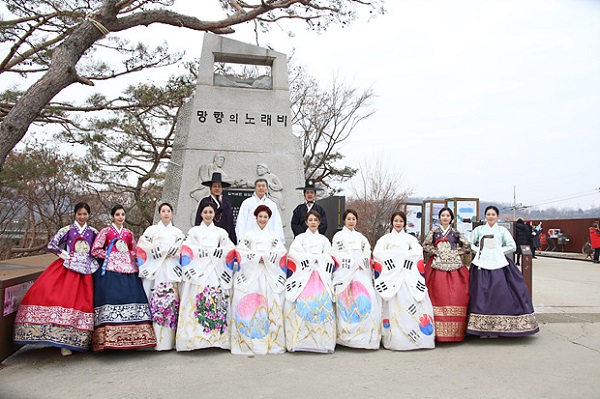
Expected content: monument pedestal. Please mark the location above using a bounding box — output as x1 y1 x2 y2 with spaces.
0 265 44 362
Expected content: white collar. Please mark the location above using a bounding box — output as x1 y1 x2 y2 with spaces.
111 223 123 235
74 221 87 234
342 226 356 234
306 228 319 236
199 222 214 230
253 193 267 202
157 221 173 231
440 225 451 235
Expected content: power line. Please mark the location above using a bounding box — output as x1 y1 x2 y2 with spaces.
526 187 600 207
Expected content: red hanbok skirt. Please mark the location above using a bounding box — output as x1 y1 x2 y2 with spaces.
424 257 469 342
14 258 94 351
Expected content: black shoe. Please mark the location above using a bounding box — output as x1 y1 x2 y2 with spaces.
532 256 537 259
515 262 520 266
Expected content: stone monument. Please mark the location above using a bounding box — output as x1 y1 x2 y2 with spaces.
161 33 304 243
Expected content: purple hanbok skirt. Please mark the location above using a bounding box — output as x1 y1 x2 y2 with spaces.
467 257 538 337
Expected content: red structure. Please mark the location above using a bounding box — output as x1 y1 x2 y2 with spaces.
529 218 598 253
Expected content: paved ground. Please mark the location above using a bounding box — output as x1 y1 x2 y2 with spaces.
1 256 599 399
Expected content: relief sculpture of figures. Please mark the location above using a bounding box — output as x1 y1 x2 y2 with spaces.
189 154 228 202
257 163 285 212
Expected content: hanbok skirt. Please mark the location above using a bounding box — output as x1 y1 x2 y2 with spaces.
334 269 381 349
142 274 179 351
230 276 285 355
92 269 156 351
176 281 231 351
381 286 435 351
467 258 539 337
285 271 335 353
14 258 94 352
424 259 469 342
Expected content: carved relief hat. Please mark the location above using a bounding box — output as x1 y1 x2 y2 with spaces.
296 179 323 191
202 172 231 188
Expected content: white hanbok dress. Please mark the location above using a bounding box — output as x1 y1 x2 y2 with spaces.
330 227 381 349
176 222 235 351
373 230 435 351
230 227 287 355
137 221 185 351
285 229 335 353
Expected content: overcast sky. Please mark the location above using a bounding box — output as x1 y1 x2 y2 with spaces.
153 0 600 210
6 0 599 210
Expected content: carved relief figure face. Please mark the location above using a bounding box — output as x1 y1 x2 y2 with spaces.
210 182 223 197
256 210 270 229
214 156 225 168
257 165 267 175
255 181 268 198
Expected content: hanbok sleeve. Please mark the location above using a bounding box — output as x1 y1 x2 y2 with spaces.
129 234 138 267
468 226 482 254
407 234 424 258
457 231 471 254
372 235 387 259
47 226 70 256
422 230 437 257
91 228 108 258
500 227 517 254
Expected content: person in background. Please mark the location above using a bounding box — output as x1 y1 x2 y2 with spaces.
195 172 236 243
235 178 285 244
527 221 539 258
291 179 328 237
589 222 600 264
514 218 533 266
14 202 99 356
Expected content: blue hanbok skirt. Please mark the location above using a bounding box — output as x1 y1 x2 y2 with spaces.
92 269 156 351
467 257 539 337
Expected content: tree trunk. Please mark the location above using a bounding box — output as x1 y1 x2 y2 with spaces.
0 18 107 169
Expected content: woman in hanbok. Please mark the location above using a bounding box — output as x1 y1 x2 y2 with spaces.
90 204 156 351
230 205 287 355
330 209 381 349
137 202 185 350
422 207 470 342
14 202 98 355
176 202 235 351
373 211 435 351
467 206 539 337
285 211 335 353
